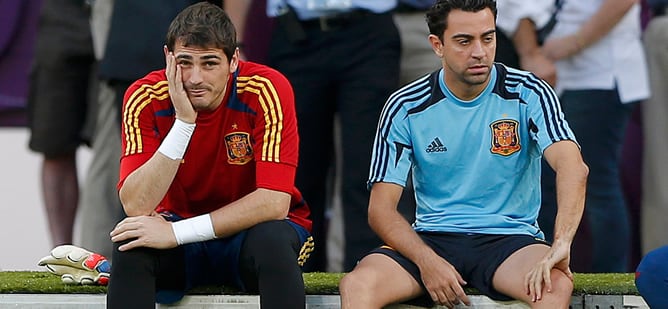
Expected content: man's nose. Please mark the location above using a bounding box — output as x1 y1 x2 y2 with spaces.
471 40 485 58
188 66 203 84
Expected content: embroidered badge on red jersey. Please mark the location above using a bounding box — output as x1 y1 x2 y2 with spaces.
225 132 254 164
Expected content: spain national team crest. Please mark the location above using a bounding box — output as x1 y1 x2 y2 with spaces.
490 119 521 156
225 132 253 165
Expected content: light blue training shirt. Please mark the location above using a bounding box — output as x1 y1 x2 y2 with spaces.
368 63 578 239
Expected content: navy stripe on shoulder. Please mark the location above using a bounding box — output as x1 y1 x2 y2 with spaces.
503 68 570 142
406 72 445 116
371 72 437 182
228 68 257 114
492 63 522 103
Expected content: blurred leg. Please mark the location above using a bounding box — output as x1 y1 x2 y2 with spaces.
41 154 78 246
641 16 668 254
559 89 632 272
268 23 335 272
78 81 125 259
338 13 401 271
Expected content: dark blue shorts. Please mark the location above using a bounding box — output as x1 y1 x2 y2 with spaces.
370 232 548 303
156 212 311 304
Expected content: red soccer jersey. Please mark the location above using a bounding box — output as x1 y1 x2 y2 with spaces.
119 61 311 232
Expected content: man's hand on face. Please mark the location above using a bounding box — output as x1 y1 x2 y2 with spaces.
164 45 197 124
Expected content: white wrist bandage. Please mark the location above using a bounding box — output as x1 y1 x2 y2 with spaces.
171 214 216 245
158 118 196 160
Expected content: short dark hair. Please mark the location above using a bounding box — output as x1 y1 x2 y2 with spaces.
165 2 237 62
426 0 497 41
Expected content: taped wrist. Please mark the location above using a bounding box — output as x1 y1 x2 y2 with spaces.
158 118 196 160
171 214 216 245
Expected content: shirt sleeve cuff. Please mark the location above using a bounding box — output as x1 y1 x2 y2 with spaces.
255 161 297 193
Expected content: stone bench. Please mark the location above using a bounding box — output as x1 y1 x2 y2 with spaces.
0 272 649 308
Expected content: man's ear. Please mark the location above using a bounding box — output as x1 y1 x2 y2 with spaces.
229 48 240 73
429 34 444 58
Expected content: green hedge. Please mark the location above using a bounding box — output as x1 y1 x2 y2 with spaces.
0 271 638 295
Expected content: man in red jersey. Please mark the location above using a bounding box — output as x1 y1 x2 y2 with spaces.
105 3 312 308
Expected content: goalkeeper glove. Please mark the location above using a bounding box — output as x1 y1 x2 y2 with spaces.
38 245 110 286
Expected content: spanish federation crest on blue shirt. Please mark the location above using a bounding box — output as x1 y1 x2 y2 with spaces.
490 119 521 156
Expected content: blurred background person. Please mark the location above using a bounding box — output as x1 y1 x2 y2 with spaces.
230 0 402 272
27 0 97 247
540 0 650 272
640 0 668 256
394 0 441 87
225 0 274 63
270 0 401 272
495 0 556 86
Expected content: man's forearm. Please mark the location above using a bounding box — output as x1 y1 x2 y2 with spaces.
513 18 541 58
371 208 434 265
120 118 196 216
209 188 291 238
119 153 181 216
575 0 638 50
552 161 588 245
368 183 435 266
224 0 252 44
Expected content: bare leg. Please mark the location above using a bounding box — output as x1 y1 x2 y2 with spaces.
493 244 573 309
41 153 79 246
339 253 423 309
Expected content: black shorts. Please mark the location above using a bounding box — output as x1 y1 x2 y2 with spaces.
27 61 96 157
27 0 96 157
370 232 548 303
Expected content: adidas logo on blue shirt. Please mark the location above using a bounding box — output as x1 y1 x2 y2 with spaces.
426 137 447 153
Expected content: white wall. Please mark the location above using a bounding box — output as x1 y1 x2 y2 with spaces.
0 128 90 271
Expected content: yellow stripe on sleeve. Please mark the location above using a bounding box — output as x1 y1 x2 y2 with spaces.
236 75 285 162
122 81 169 155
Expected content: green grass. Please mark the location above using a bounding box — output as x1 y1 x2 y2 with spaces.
0 272 106 294
0 271 638 295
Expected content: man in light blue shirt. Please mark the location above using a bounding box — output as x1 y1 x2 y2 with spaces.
368 65 563 238
340 0 588 307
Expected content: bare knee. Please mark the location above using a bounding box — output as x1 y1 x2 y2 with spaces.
550 268 573 296
340 270 374 299
340 270 371 309
342 266 403 309
341 252 429 308
536 269 573 308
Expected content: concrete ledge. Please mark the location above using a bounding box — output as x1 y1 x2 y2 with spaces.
0 294 649 308
0 272 648 308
